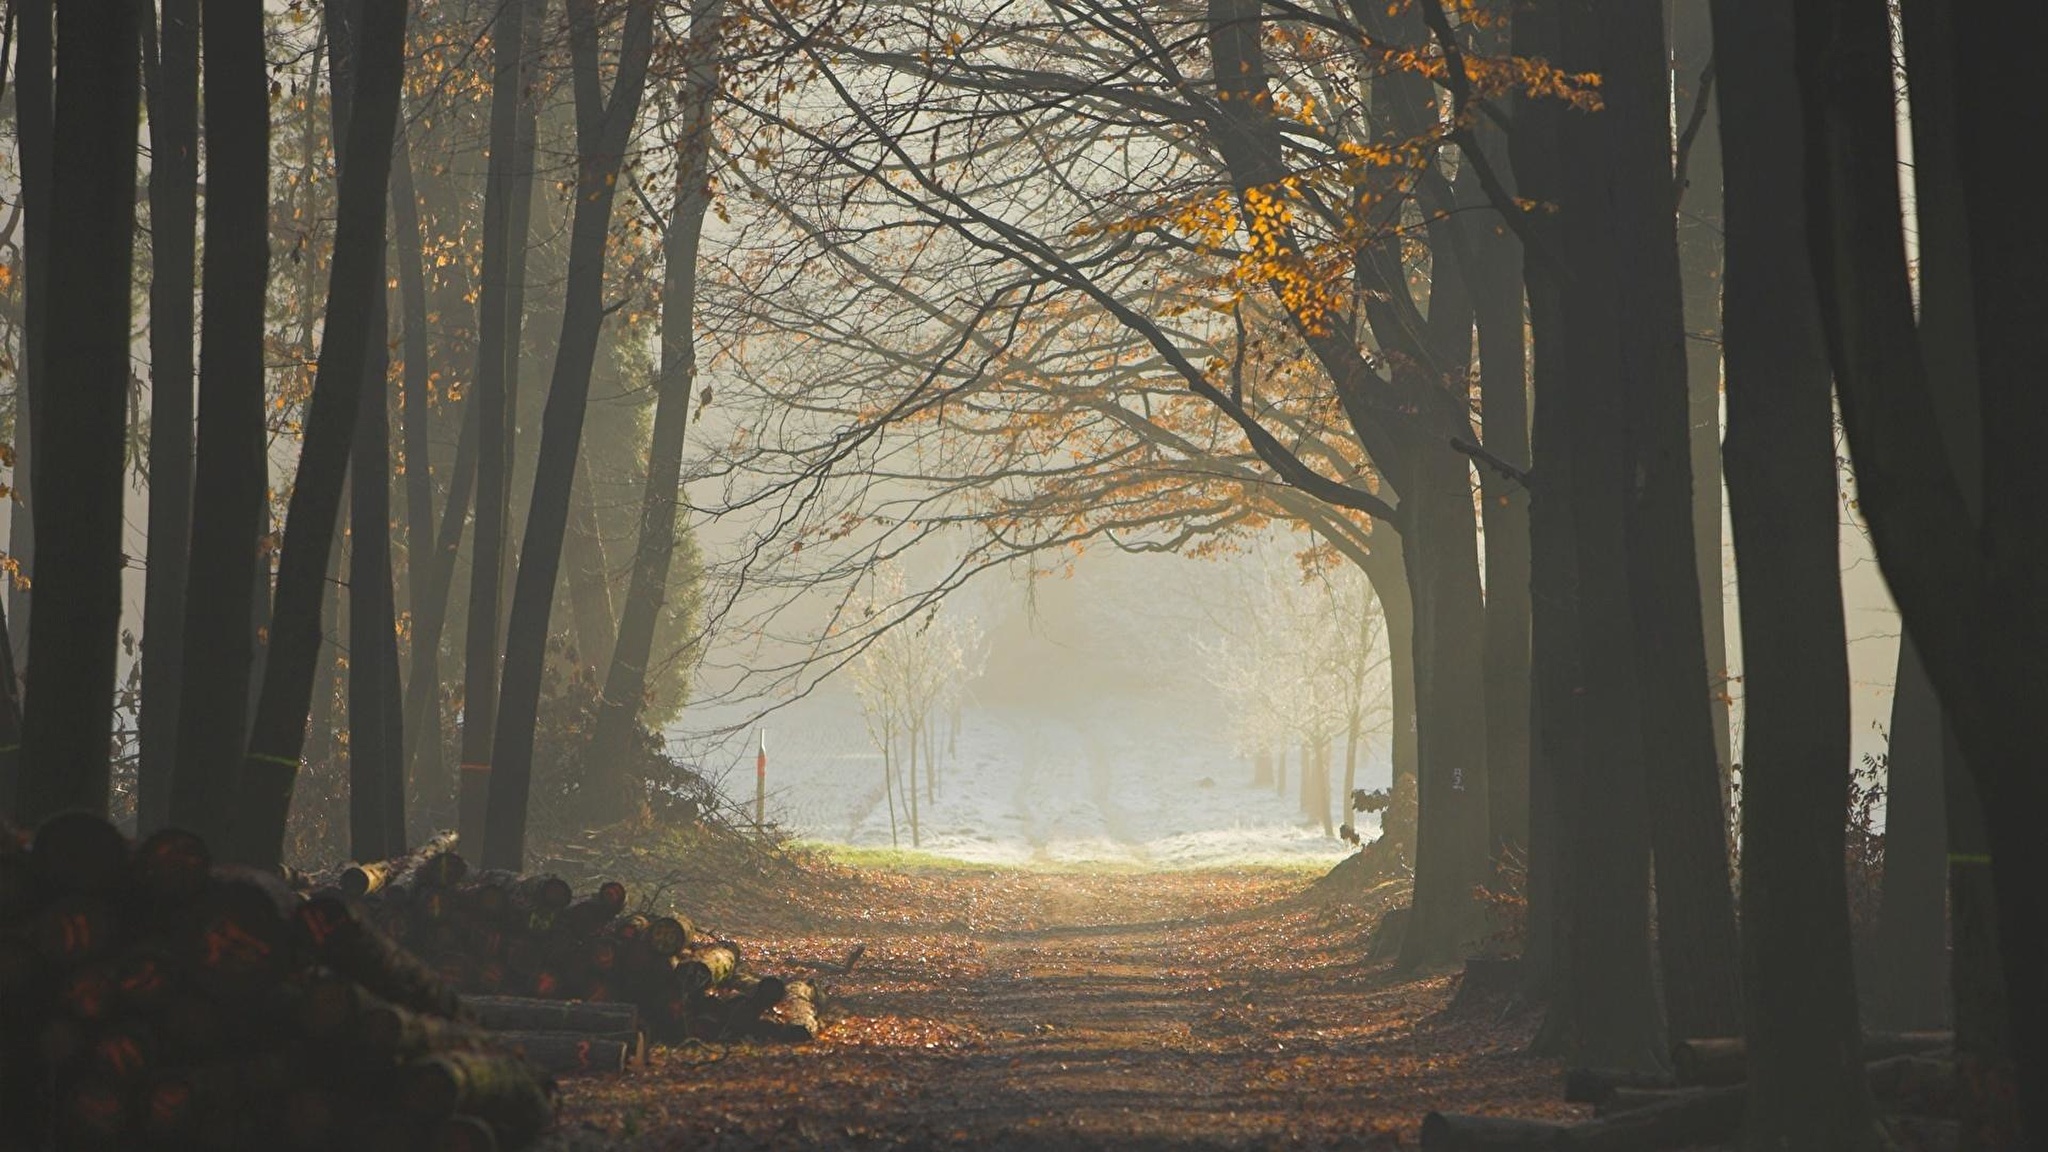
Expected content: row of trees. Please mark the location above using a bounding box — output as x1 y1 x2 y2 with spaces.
1202 542 1388 840
1 0 718 874
850 565 983 849
656 0 2041 1146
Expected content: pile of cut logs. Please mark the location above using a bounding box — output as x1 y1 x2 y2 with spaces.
308 838 821 1051
1 814 552 1151
1422 1028 1958 1150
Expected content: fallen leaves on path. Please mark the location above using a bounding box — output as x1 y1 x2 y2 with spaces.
543 864 1586 1150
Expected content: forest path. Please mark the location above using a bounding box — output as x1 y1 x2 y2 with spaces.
547 867 1580 1151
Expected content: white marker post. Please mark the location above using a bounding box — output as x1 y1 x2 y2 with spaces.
755 729 767 829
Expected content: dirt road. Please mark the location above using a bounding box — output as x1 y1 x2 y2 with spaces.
550 867 1581 1150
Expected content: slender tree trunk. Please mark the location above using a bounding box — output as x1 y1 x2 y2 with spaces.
1671 0 1733 800
907 721 921 847
1507 0 1573 1005
136 0 200 835
167 0 271 846
563 454 615 670
478 0 656 871
1871 636 1948 1031
328 0 406 863
231 0 408 868
582 3 720 814
458 0 546 851
391 124 442 822
303 531 345 781
403 398 477 823
883 740 898 848
15 0 140 821
1461 15 1532 868
1610 0 1743 1044
7 0 53 685
1715 2 1876 1144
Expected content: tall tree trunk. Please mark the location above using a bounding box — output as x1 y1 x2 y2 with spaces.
403 393 477 823
15 0 140 821
1892 3 2014 1141
457 0 545 852
478 0 656 871
395 114 480 829
1505 0 1573 1006
1871 636 1948 1031
391 125 444 823
1715 2 1877 1145
1612 0 1743 1044
1671 0 1733 799
231 0 407 868
329 0 406 862
1533 0 1665 1073
7 0 53 685
135 0 200 835
168 0 271 847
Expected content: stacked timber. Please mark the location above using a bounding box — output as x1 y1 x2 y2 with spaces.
1421 1031 1958 1151
0 814 552 1152
325 850 822 1046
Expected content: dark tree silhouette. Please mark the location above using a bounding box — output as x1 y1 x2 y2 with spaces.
168 0 271 848
14 0 140 821
232 0 408 869
135 0 200 834
1797 0 2041 1142
480 0 657 870
326 0 407 863
1715 1 1877 1146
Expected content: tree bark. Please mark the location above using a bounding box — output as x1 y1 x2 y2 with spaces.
1538 0 1666 1074
1608 0 1743 1045
1397 453 1493 969
231 0 408 868
136 0 201 835
457 0 547 853
1460 14 1532 869
15 0 140 821
1715 1 1878 1146
1891 3 2016 1143
1514 58 1573 1008
328 0 407 863
1872 637 1949 1031
391 125 444 821
478 0 656 870
7 0 54 686
166 0 272 847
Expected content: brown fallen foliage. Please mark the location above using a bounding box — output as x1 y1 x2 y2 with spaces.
541 861 1594 1151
